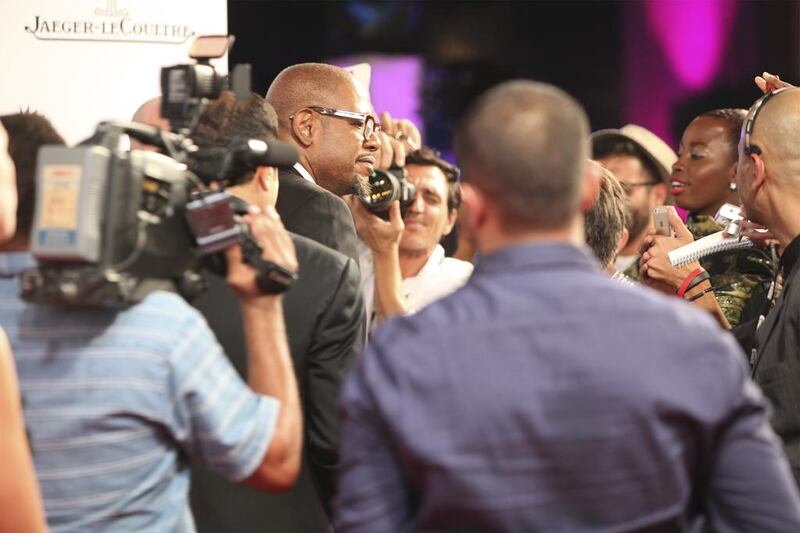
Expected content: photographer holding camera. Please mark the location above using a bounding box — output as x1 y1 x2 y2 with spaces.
347 145 473 331
0 109 303 530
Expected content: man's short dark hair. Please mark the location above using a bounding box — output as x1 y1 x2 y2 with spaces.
192 91 279 184
585 162 629 269
193 91 278 150
592 137 663 185
405 146 462 212
454 80 589 230
0 111 65 240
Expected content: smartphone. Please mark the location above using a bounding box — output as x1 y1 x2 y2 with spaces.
653 206 673 237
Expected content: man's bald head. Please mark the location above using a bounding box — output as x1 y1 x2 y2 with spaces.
749 89 800 189
266 63 361 131
132 97 169 129
131 97 169 150
454 80 590 230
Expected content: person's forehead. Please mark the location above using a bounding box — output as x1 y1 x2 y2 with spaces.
684 116 728 143
407 164 449 196
328 78 361 109
596 154 645 182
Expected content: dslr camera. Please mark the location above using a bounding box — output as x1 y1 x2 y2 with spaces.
360 166 416 218
21 35 298 307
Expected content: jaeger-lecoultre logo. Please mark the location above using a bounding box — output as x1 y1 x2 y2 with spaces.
25 0 195 44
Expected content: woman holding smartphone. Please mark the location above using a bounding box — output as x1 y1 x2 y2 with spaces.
640 109 774 329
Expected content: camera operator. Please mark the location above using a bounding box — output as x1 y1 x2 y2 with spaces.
182 91 364 530
0 113 303 530
0 117 47 533
266 63 380 262
347 146 473 331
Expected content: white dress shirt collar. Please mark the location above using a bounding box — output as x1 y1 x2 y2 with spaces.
293 162 315 184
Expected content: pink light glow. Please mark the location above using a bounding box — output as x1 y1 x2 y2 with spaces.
333 54 423 129
645 0 736 91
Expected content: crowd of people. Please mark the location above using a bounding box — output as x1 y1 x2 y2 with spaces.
2 62 800 532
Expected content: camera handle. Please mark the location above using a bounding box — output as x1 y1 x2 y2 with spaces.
238 230 298 295
227 196 298 295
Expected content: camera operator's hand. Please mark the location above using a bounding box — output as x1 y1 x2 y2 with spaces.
755 71 794 94
639 207 696 292
345 195 404 255
225 205 297 299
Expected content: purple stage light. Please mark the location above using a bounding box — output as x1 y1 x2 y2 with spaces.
333 54 423 130
645 0 736 91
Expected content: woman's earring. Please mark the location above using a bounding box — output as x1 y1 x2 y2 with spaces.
729 182 737 191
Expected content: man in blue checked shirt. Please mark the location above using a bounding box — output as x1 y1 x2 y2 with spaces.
334 81 800 532
0 112 303 532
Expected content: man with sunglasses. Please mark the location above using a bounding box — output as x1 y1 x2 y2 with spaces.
592 125 677 281
266 63 380 263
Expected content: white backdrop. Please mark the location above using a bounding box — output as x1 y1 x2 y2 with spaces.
0 0 227 145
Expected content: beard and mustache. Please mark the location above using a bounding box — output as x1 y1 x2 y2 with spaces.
349 174 371 198
628 201 651 242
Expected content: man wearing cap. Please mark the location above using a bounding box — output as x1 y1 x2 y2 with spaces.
592 125 677 280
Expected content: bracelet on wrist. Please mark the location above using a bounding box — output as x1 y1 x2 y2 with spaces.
676 268 710 298
686 285 715 302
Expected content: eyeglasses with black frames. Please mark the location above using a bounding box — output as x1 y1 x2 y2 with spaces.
289 106 380 142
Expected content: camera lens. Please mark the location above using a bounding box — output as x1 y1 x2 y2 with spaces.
360 169 400 212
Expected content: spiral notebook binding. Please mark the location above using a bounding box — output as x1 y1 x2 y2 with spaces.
668 230 754 267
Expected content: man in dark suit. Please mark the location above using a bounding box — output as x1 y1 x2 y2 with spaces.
266 62 380 262
186 92 365 531
191 235 362 532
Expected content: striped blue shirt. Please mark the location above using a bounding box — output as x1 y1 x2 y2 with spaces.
0 253 279 532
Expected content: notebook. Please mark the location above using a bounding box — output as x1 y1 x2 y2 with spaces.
668 230 754 267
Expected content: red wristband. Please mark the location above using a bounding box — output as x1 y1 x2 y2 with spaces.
676 267 705 298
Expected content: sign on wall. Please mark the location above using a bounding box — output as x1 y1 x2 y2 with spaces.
0 0 227 144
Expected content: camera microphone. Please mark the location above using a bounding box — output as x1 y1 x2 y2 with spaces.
240 138 298 169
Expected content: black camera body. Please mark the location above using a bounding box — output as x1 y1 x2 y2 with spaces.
21 36 298 307
360 166 417 219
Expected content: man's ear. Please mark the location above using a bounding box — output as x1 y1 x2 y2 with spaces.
290 109 315 148
751 153 767 192
255 166 280 207
616 227 630 255
461 183 487 234
255 166 277 191
581 160 602 214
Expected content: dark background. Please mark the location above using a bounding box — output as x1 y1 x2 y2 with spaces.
228 0 800 154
